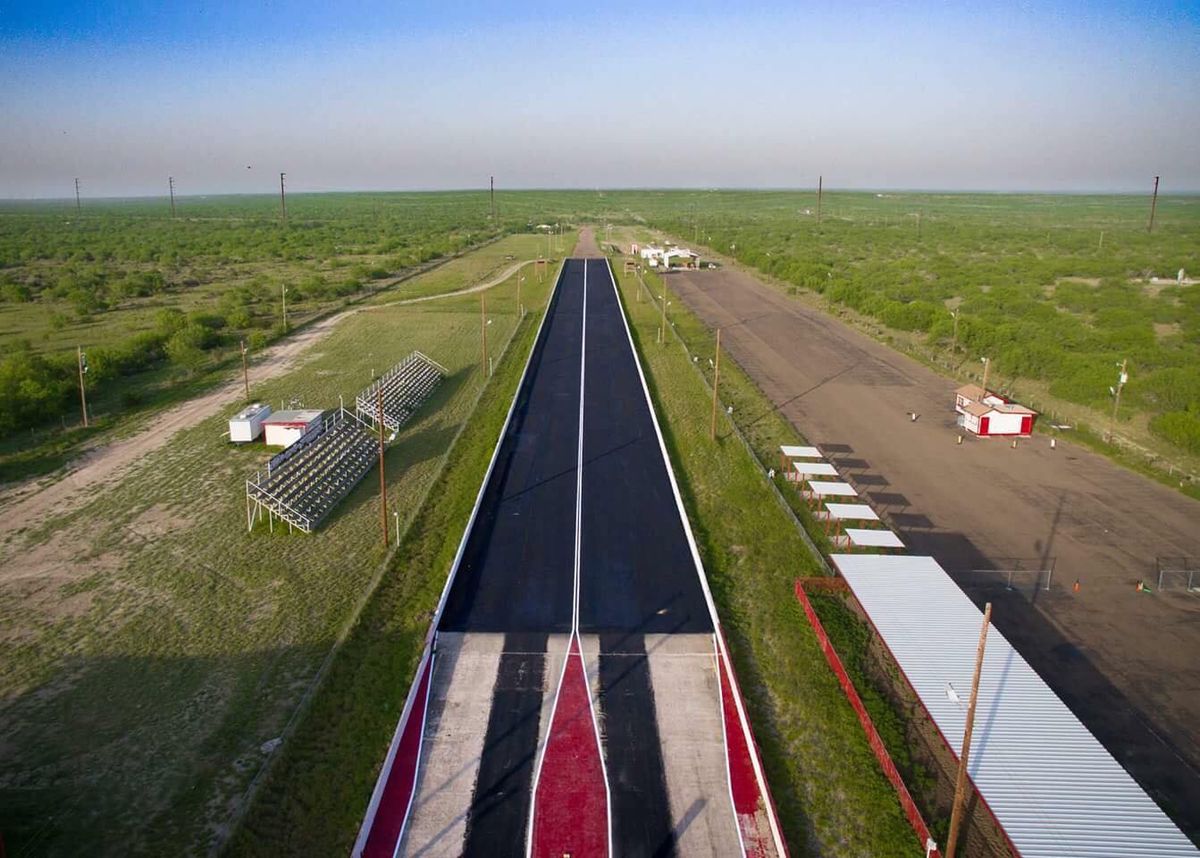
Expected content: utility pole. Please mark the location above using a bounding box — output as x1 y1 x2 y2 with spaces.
816 175 823 225
517 273 524 317
490 176 495 219
917 211 922 240
168 176 176 218
946 602 992 858
1147 176 1159 233
240 339 251 400
659 288 668 344
279 172 287 223
1110 359 1129 440
74 178 81 214
281 284 289 331
76 346 89 428
710 329 722 441
377 388 389 548
980 356 991 393
951 309 960 353
481 294 488 376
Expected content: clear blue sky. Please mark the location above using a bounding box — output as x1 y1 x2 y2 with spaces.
2 1 1198 197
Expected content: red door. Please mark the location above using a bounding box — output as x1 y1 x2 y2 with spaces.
979 416 990 435
1021 415 1032 435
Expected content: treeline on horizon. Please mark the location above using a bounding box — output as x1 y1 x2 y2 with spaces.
1 189 1198 459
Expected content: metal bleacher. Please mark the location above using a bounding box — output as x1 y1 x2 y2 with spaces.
356 351 446 433
245 408 378 533
244 351 447 534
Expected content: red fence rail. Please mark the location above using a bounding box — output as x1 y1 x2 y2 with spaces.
794 580 941 858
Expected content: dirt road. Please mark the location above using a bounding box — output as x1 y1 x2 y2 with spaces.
0 259 535 543
667 266 1200 840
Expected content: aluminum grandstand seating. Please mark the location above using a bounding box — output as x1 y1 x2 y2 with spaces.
355 351 446 434
245 408 378 533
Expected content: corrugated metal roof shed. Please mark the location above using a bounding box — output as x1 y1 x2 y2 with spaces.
844 528 904 548
823 502 880 521
831 553 1197 857
780 444 822 459
806 481 858 497
792 461 839 476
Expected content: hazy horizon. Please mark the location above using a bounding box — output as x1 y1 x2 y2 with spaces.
3 1 1199 198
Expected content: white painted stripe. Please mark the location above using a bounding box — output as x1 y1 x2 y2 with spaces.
714 634 749 857
602 258 788 857
354 260 566 857
525 259 614 858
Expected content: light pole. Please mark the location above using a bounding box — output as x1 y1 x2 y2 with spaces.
76 347 89 427
1109 359 1129 441
281 284 289 331
517 273 525 317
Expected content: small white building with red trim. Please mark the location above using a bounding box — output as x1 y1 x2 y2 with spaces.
955 384 1037 437
262 409 324 448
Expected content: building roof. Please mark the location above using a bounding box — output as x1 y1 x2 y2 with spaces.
963 401 992 417
829 553 1197 857
780 444 822 459
232 402 271 421
844 528 904 548
956 383 986 400
792 461 839 476
824 502 880 521
806 481 858 497
263 409 324 425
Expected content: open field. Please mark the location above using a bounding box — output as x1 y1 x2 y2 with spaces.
0 239 560 856
659 260 1200 842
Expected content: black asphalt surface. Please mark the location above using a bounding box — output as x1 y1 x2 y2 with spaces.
433 258 712 854
438 259 583 634
579 258 712 635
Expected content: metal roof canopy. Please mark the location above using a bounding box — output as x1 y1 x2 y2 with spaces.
830 553 1197 858
780 444 822 459
824 502 880 521
844 528 904 548
792 461 839 476
806 481 858 497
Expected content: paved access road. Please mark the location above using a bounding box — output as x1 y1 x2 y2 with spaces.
357 257 783 858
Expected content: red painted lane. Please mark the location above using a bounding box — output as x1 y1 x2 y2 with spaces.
531 636 608 858
719 653 774 858
362 654 433 858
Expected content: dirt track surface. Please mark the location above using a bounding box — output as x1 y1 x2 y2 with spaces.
0 259 533 546
668 266 1200 839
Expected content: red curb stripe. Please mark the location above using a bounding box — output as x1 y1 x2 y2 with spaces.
531 637 608 858
719 653 773 857
362 654 434 858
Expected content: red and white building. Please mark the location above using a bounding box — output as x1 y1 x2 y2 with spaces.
262 409 324 448
955 384 1037 437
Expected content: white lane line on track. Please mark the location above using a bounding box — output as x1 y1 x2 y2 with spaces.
524 259 614 858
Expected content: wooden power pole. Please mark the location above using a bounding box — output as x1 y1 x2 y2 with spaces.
1110 358 1129 440
816 175 823 225
240 339 251 400
490 176 495 219
377 388 389 548
945 604 993 858
74 178 81 213
946 602 992 858
76 346 89 428
168 176 176 218
1147 176 1160 233
279 172 287 223
980 356 991 393
710 329 722 441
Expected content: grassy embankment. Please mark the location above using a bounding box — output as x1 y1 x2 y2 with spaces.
0 240 567 857
609 261 918 856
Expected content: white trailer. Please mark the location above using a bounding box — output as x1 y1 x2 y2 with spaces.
229 403 272 443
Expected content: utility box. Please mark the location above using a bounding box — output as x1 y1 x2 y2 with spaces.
229 403 272 443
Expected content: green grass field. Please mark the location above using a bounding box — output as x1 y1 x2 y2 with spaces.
0 240 564 855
